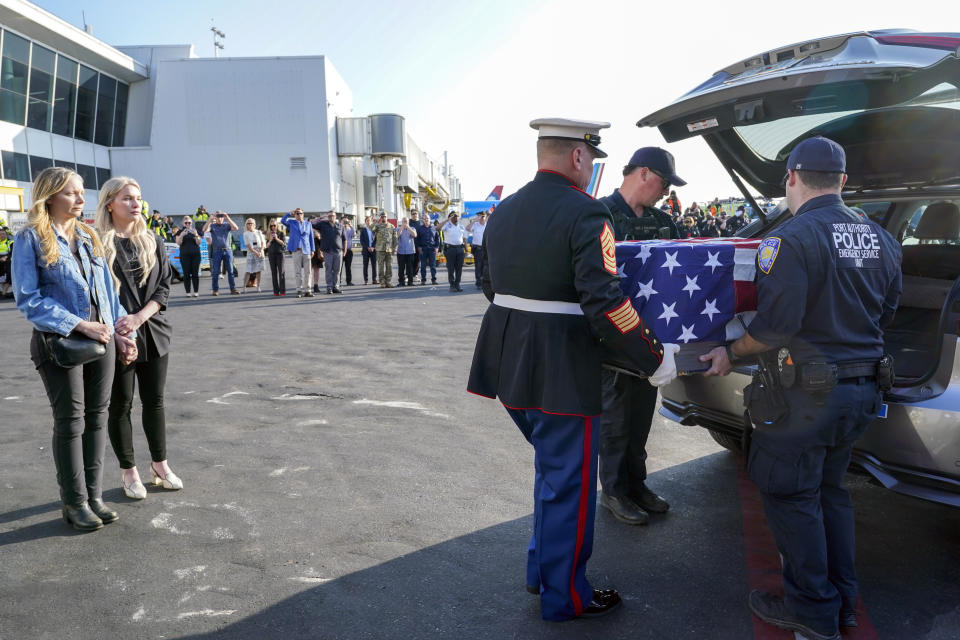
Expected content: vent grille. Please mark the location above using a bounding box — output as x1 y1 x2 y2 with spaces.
290 157 306 169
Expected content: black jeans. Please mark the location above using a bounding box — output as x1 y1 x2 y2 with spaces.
362 249 377 283
34 332 116 506
343 249 353 285
444 245 465 287
180 251 201 293
268 251 286 294
108 353 169 469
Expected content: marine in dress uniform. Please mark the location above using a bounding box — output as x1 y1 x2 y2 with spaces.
702 137 902 640
596 147 684 526
467 118 670 622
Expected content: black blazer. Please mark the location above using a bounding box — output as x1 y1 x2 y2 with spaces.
114 233 172 360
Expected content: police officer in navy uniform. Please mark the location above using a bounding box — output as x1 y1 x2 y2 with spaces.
596 147 683 526
468 118 672 622
701 136 901 640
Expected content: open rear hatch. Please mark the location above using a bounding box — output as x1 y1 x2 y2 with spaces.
637 30 960 199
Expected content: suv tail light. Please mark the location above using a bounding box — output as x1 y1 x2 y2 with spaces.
873 34 960 51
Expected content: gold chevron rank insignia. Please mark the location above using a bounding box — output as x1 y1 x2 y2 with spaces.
600 222 617 274
605 299 640 334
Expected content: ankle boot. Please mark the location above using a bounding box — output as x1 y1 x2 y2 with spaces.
88 498 119 524
62 503 104 531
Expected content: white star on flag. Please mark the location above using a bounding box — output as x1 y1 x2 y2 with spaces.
682 275 701 298
661 251 681 275
617 263 628 279
704 251 722 273
658 301 679 325
635 279 658 301
635 243 653 263
677 324 698 343
701 298 720 322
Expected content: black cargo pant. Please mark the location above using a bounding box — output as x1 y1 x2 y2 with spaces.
596 369 658 499
34 332 116 506
748 380 880 632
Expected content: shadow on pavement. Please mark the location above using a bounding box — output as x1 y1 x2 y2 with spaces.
170 451 960 640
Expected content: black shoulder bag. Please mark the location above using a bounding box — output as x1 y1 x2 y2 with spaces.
44 243 107 368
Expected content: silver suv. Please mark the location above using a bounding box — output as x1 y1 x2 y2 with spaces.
637 30 960 507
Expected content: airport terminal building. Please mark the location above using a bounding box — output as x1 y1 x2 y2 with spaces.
0 0 460 230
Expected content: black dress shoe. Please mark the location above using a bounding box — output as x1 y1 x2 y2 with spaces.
88 498 119 524
600 493 649 525
631 484 670 514
748 590 840 640
840 597 858 628
62 503 104 531
579 588 622 618
455 285 464 292
333 288 343 293
525 584 539 595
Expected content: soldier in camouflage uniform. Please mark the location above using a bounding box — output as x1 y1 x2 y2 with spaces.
374 212 397 288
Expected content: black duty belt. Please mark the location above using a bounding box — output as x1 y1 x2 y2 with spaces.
444 244 463 251
800 361 878 380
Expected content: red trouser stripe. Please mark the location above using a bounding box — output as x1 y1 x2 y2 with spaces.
568 416 591 616
736 461 878 639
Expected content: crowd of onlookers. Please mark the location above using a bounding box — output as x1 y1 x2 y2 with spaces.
657 191 779 239
158 205 490 298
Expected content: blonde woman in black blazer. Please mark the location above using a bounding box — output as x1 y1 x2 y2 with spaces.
95 177 182 500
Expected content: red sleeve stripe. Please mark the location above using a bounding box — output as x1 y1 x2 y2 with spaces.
605 299 640 334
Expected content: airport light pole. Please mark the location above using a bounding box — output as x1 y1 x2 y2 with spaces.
211 26 225 57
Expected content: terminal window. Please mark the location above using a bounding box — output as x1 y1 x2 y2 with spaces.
1 150 28 182
0 30 29 125
52 56 77 137
27 44 54 131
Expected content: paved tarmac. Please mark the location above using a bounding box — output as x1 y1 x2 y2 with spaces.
0 262 958 640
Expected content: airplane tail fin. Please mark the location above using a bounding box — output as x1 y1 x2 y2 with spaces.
485 186 503 201
586 163 605 198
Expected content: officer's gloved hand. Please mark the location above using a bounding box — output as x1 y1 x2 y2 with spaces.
649 343 681 387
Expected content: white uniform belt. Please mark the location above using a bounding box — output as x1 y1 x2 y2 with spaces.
493 294 583 315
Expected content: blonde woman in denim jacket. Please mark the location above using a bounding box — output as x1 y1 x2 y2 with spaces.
12 167 137 532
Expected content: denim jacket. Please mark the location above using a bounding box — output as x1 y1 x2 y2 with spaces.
12 225 129 336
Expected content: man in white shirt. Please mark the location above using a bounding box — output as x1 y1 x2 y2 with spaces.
441 212 466 292
466 209 489 289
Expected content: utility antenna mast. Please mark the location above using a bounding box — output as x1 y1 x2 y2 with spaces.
210 24 225 57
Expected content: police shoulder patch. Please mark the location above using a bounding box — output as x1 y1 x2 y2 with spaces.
600 222 617 275
757 237 781 274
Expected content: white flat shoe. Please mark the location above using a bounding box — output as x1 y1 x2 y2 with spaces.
151 464 183 490
122 473 147 500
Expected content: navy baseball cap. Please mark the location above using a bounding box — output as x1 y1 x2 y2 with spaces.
627 147 686 187
786 136 846 173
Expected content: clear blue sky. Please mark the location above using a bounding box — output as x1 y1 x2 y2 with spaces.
33 0 952 205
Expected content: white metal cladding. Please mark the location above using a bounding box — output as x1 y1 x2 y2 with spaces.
336 116 370 156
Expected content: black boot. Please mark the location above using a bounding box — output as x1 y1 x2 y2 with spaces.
62 503 104 531
88 498 119 524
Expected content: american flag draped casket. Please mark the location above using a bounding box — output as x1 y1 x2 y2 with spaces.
605 237 762 374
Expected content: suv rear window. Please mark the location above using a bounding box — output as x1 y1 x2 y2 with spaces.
733 82 960 162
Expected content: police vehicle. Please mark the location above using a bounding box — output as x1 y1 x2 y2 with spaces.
638 30 960 507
